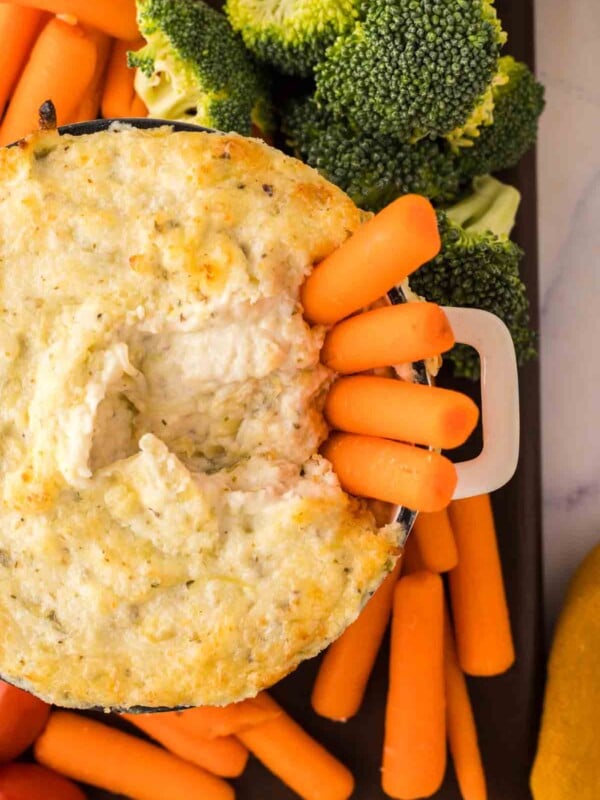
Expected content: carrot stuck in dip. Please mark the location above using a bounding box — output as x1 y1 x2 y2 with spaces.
312 560 401 721
448 494 515 676
382 571 446 799
321 302 455 374
34 711 234 800
322 432 457 513
325 375 479 451
0 680 50 763
237 694 354 800
302 194 441 325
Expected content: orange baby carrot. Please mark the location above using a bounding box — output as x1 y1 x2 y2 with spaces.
302 194 441 325
0 18 97 146
72 28 112 123
448 494 515 676
0 762 85 800
159 694 282 740
0 680 50 763
325 375 479 450
412 509 459 573
122 712 249 778
444 608 487 800
400 534 427 575
312 559 401 721
130 94 148 117
321 302 455 374
0 5 47 116
101 37 147 119
382 571 446 799
237 694 354 800
322 432 457 513
8 0 139 39
34 711 234 800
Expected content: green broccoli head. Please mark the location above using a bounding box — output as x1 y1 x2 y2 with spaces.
129 0 272 135
314 0 506 140
225 0 359 77
282 94 462 211
456 56 546 180
409 176 536 380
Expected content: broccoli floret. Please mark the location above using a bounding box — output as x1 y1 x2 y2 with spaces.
314 0 506 140
444 68 509 149
129 0 272 135
409 175 536 380
225 0 359 77
282 94 462 211
456 56 546 180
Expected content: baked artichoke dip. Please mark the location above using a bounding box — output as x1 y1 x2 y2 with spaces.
0 124 401 709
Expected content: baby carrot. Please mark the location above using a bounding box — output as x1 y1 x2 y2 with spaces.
444 608 487 800
34 711 234 800
72 28 112 123
302 194 441 325
0 18 97 146
101 38 147 119
400 534 427 575
382 572 446 799
325 375 479 450
448 495 515 676
322 432 457 513
130 94 149 117
0 762 85 800
8 0 139 39
312 559 401 721
122 712 249 778
321 302 455 373
238 694 354 800
412 509 459 573
0 5 47 116
0 680 50 763
158 694 282 740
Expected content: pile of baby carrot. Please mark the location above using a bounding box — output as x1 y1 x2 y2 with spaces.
313 492 514 800
305 194 479 513
0 0 143 146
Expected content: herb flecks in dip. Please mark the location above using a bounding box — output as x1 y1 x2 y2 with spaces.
0 126 400 709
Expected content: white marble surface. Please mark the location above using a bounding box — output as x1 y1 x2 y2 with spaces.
535 0 600 628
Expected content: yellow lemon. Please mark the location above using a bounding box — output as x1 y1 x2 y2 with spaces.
531 543 600 798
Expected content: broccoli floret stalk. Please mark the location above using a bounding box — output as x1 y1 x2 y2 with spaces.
129 0 272 135
409 176 536 380
445 173 521 236
456 56 546 179
314 0 506 140
225 0 359 77
282 95 462 211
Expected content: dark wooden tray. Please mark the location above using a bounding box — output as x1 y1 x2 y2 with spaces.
82 1 544 798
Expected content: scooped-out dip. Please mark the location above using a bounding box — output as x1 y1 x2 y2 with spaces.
0 124 401 709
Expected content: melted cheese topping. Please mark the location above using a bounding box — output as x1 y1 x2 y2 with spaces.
0 126 400 708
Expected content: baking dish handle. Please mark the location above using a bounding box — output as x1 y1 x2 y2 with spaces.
442 306 520 498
